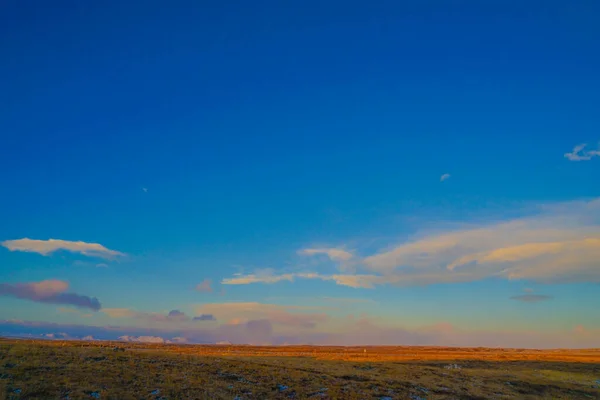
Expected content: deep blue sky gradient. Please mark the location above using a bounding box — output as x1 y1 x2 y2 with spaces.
1 0 599 343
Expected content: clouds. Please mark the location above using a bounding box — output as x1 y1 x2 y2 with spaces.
298 248 356 272
222 198 600 288
510 294 553 303
102 308 138 318
327 274 381 288
440 173 451 182
195 279 213 293
2 238 124 259
222 272 297 285
30 280 69 296
564 143 600 161
222 272 380 288
102 308 216 323
119 335 164 344
2 317 599 348
298 248 353 261
195 302 329 329
358 199 600 286
166 310 189 322
0 280 101 311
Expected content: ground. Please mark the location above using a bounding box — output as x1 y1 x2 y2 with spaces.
1 339 599 399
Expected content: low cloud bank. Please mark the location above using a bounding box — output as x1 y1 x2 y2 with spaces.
1 319 598 349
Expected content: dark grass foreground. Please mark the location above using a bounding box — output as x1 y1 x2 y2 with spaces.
1 340 599 399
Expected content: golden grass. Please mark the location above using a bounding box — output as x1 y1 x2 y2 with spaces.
0 339 599 399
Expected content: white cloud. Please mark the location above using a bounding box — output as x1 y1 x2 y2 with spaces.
440 173 451 182
222 272 378 288
564 143 600 161
2 238 124 259
298 248 353 261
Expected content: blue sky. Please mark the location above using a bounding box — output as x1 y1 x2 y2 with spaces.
1 0 599 347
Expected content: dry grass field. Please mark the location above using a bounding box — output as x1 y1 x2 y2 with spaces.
1 338 599 399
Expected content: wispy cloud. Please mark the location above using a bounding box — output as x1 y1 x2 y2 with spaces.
2 238 124 259
195 302 329 329
223 198 600 288
72 260 111 268
440 173 451 182
195 279 213 293
564 143 600 161
510 294 553 303
298 248 353 261
361 198 600 285
222 272 380 288
102 308 215 323
0 280 101 311
222 272 301 285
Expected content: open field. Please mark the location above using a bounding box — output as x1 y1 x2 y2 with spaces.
1 339 599 399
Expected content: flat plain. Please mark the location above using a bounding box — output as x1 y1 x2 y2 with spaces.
1 339 599 399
